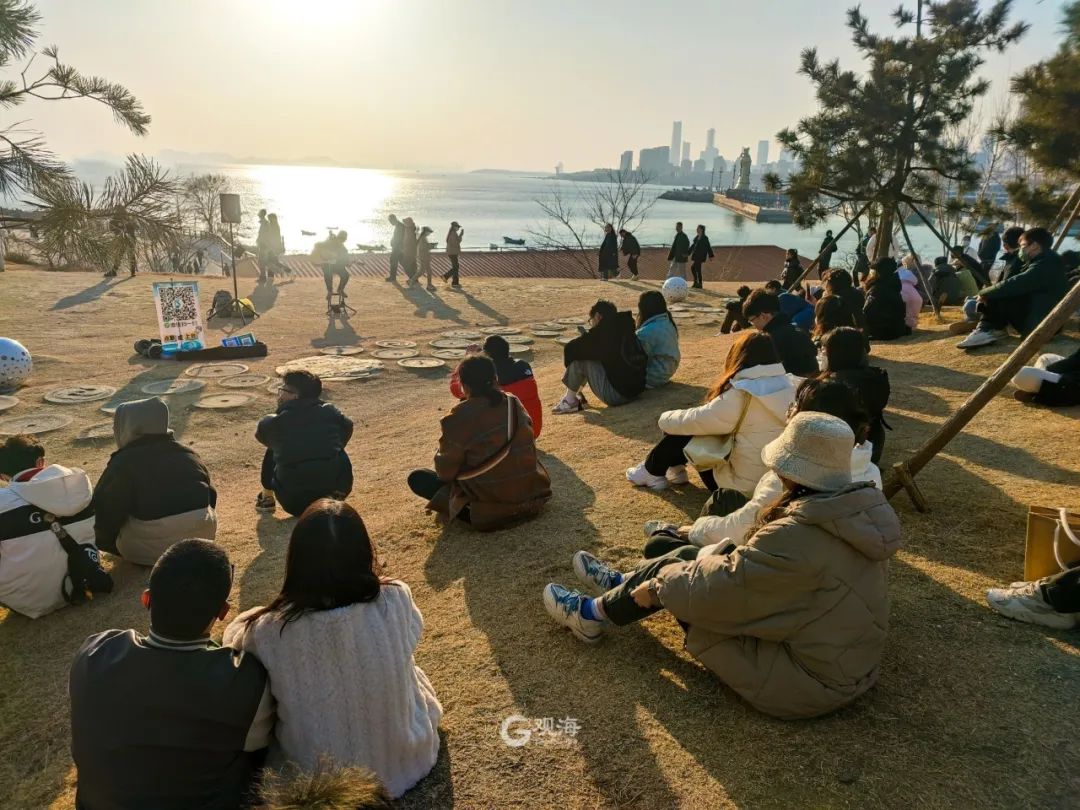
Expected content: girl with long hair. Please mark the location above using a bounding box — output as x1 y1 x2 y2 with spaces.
448 336 544 436
819 326 891 464
635 290 681 389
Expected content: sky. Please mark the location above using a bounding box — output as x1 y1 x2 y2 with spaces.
24 0 1069 172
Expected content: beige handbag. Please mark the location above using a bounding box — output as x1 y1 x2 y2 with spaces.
682 389 752 470
1023 507 1080 582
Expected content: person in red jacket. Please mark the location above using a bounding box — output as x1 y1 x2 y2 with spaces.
449 336 543 438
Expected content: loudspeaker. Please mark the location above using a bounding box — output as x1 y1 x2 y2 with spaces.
220 193 242 224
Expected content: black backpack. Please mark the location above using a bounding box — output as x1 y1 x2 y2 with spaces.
44 513 113 605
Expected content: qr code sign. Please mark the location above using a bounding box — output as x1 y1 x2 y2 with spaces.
159 285 198 324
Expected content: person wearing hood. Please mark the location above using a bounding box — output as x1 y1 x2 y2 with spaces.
598 223 619 281
552 299 647 413
387 214 406 283
0 436 102 618
544 410 904 719
634 290 680 389
417 225 435 291
688 224 714 289
449 336 543 437
256 370 353 517
93 397 217 566
742 289 819 376
862 257 912 340
626 332 795 496
401 217 418 283
897 262 924 330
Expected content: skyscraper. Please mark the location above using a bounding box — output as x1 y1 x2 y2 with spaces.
700 128 720 171
756 140 769 168
619 150 633 173
639 146 671 175
706 128 716 150
681 141 691 165
670 121 682 167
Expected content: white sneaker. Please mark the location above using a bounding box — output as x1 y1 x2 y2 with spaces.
543 583 605 643
666 465 689 485
985 581 1078 630
552 394 584 415
957 328 1006 349
625 462 669 490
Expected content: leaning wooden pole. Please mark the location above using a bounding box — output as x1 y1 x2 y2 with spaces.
884 276 1080 506
895 205 942 319
792 199 873 288
1052 191 1080 251
1048 184 1080 237
907 204 968 263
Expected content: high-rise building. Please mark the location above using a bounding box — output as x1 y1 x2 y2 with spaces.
555 162 564 175
619 150 633 173
756 140 769 168
681 141 691 165
699 128 720 171
639 145 671 175
680 158 692 174
670 121 682 167
706 128 716 150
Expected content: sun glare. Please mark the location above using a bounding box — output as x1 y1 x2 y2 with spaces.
263 0 382 30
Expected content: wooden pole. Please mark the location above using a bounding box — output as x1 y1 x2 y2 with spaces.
1048 184 1080 237
1052 191 1080 251
895 205 942 319
884 276 1080 501
908 204 968 263
792 199 873 288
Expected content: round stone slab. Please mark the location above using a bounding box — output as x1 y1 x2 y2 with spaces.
192 393 255 409
529 322 565 331
504 334 533 345
429 338 472 349
0 395 18 412
274 356 384 377
556 336 574 345
508 345 532 354
44 385 117 404
372 348 419 360
671 311 698 319
267 380 285 393
318 345 365 356
481 326 521 335
220 374 271 388
184 362 249 379
374 339 416 349
531 330 562 338
441 330 483 340
431 349 467 360
141 379 206 396
100 399 143 415
556 316 587 325
398 357 445 369
77 422 115 441
0 412 73 435
323 372 380 382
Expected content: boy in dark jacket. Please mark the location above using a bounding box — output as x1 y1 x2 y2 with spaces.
94 397 217 566
688 224 714 289
667 222 690 279
619 229 641 279
743 289 818 377
255 370 353 515
553 300 647 413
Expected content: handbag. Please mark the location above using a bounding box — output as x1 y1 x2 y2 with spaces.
1023 506 1080 582
682 389 752 470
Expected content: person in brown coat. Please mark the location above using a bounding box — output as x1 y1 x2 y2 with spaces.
543 411 904 719
408 356 551 531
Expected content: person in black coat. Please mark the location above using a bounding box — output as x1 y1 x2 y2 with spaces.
688 224 714 289
554 299 647 412
255 370 354 516
742 289 818 376
819 327 891 464
823 269 867 332
978 227 1002 279
994 226 1025 284
862 257 912 341
779 248 803 290
598 223 619 281
667 222 690 279
619 228 641 280
1013 348 1080 407
818 230 838 276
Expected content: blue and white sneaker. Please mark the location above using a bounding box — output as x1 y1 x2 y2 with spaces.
572 550 622 593
543 583 605 643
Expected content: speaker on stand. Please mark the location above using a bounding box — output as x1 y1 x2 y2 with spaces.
209 193 258 323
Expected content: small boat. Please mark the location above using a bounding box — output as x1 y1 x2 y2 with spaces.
503 236 525 246
355 243 387 252
301 229 315 236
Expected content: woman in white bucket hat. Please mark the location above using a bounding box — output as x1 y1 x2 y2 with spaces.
543 411 904 719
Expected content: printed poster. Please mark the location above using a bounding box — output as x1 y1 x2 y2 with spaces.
152 280 206 353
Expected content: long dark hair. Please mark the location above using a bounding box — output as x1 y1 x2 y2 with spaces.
821 326 868 373
794 375 870 445
636 290 676 330
458 355 502 406
481 335 517 383
245 499 383 631
705 331 778 402
813 294 858 338
747 481 821 542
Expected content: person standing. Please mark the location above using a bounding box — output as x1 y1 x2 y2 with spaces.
255 209 271 283
443 221 463 287
667 222 690 279
598 223 619 281
689 224 714 289
387 214 405 282
818 229 838 277
618 228 641 280
779 248 803 290
267 213 285 278
401 217 418 284
418 226 435 291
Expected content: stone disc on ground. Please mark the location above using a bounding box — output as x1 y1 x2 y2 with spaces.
481 326 521 335
556 336 574 345
192 393 255 409
76 422 115 441
398 357 445 369
504 334 533 344
267 380 285 393
323 371 380 381
508 345 532 354
671 311 697 319
429 338 471 349
431 349 467 360
274 356 384 377
696 307 725 314
531 330 562 338
220 374 272 388
441 330 483 340
372 348 419 360
374 339 416 349
528 322 565 331
556 316 586 325
668 304 690 311
0 395 18 412
318 345 365 356
44 385 117 404
141 379 207 396
184 362 249 379
0 412 73 435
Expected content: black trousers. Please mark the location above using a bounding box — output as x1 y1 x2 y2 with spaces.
1042 565 1080 613
690 260 704 288
641 489 748 559
261 448 353 517
443 255 460 284
644 433 717 490
978 296 1029 335
408 468 471 523
388 249 402 280
599 551 696 626
627 255 639 278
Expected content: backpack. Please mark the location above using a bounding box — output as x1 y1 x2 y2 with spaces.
211 289 233 318
44 513 113 605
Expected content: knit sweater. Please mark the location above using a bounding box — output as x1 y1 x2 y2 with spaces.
223 582 443 798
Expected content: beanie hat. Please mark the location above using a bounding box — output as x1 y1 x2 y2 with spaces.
761 412 854 491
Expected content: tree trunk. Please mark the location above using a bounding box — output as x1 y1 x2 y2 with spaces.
873 205 894 262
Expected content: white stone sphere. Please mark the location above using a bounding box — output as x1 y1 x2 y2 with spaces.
661 276 689 303
0 338 32 392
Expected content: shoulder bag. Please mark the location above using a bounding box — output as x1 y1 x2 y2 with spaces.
682 389 752 470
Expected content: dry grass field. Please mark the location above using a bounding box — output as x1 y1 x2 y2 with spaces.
0 266 1078 809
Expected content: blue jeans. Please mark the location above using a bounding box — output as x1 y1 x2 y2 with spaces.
963 297 980 322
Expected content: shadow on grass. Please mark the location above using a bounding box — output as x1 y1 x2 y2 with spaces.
456 289 509 326
395 283 467 325
51 276 130 311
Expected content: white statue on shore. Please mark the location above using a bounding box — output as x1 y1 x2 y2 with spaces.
735 148 752 191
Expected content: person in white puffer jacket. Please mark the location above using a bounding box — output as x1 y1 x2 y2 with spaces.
627 332 797 494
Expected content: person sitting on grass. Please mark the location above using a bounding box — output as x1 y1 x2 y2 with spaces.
409 355 551 530
929 255 967 307
225 500 442 800
820 327 890 464
543 411 904 720
552 299 647 413
94 397 217 566
640 377 882 561
897 265 924 331
1011 348 1080 407
449 335 543 437
822 268 867 328
256 370 353 516
742 288 818 376
625 332 794 497
719 285 753 334
957 227 1068 350
952 227 1028 336
776 281 815 331
862 257 912 341
70 539 273 810
634 290 680 389
986 564 1080 630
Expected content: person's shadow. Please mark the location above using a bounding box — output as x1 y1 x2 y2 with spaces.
51 276 130 310
456 289 509 326
313 314 360 348
395 284 467 324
